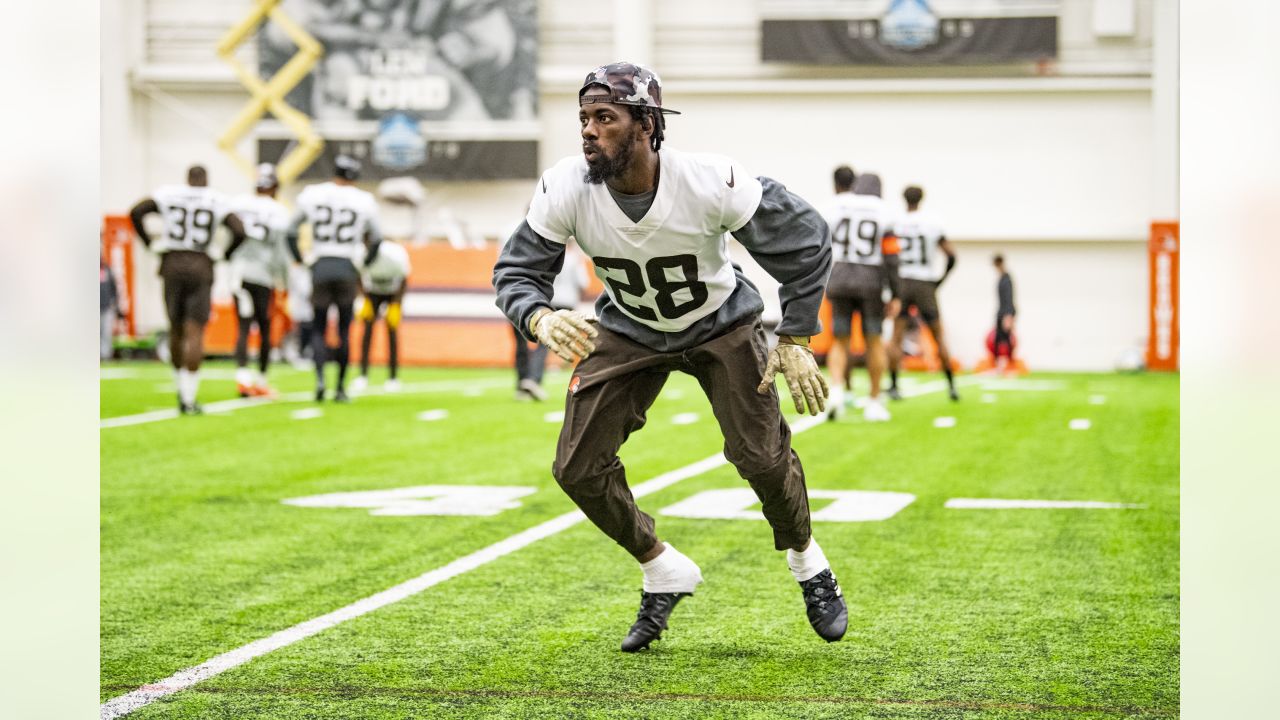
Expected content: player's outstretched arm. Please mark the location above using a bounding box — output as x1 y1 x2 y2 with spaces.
939 237 957 285
730 177 832 340
128 198 158 248
284 209 306 264
493 220 568 342
222 213 247 260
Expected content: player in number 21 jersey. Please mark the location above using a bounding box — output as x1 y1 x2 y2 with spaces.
129 165 246 414
887 184 958 401
287 155 383 403
494 61 843 653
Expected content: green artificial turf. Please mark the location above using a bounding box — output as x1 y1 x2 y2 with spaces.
101 363 1178 718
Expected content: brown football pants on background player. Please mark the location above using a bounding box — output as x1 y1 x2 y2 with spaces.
553 318 813 557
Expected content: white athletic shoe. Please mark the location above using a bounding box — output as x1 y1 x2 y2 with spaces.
518 378 548 402
350 376 368 394
384 378 401 393
863 398 891 422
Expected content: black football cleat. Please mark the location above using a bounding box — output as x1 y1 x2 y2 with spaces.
799 569 847 642
315 385 326 402
887 386 903 401
179 402 203 416
620 591 691 653
949 387 960 402
333 389 351 404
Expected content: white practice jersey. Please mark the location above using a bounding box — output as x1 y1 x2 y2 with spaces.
294 182 381 264
229 194 291 287
527 147 762 333
822 193 897 267
894 209 948 282
151 185 233 255
362 241 411 294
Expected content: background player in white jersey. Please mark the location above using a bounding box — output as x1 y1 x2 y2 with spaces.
821 170 901 422
352 238 411 394
494 62 843 653
229 164 291 398
286 155 383 402
887 185 958 401
511 240 591 402
129 165 246 414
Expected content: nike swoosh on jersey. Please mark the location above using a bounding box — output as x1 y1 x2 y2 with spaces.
726 167 735 188
542 177 547 193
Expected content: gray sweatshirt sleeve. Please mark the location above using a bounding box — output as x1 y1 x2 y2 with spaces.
729 177 832 338
493 220 567 341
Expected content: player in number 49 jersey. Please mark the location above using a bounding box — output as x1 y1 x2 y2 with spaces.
286 155 382 403
129 165 247 414
494 61 844 653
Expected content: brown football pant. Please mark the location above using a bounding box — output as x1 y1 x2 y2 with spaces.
552 318 813 558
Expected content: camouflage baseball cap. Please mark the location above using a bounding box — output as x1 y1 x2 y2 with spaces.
579 62 680 115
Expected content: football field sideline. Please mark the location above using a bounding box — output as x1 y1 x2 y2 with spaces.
101 379 963 719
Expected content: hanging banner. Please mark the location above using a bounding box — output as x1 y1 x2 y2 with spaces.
761 0 1058 66
257 0 538 179
1146 221 1179 371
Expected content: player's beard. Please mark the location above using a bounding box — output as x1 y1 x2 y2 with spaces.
583 131 640 185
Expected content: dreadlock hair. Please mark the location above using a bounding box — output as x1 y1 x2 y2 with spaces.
628 105 665 152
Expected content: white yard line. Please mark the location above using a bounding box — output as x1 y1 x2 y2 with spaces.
100 382 941 718
945 498 1145 510
100 379 512 429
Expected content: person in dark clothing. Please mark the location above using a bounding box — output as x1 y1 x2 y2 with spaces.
993 254 1016 372
493 62 843 653
100 255 122 360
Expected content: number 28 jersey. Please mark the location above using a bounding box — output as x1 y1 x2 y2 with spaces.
151 185 232 255
526 147 762 333
822 192 897 267
294 182 381 265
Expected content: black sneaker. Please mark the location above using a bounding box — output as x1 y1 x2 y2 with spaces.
887 386 903 401
334 389 350 404
799 569 847 642
315 385 326 402
179 402 203 416
620 591 691 653
949 387 960 402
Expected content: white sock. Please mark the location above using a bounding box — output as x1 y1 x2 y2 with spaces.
255 370 267 387
236 367 253 387
829 384 844 409
787 537 831 583
176 369 193 405
190 369 201 402
640 543 703 593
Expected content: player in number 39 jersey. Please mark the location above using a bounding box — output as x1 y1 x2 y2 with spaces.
494 61 845 654
129 165 247 415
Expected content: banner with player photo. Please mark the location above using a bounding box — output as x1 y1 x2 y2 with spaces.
761 0 1057 66
258 0 538 180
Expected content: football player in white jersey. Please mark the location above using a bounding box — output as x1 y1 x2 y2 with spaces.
353 238 411 394
229 164 291 398
887 185 958 401
821 170 901 422
286 155 383 402
129 165 247 414
494 62 843 652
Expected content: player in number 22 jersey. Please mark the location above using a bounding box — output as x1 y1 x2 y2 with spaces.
286 155 382 403
494 61 844 653
129 165 247 415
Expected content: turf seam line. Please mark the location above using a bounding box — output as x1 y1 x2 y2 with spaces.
100 381 948 719
98 685 1177 716
100 378 513 429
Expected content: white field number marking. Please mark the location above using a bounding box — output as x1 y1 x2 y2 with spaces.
543 411 564 423
417 409 449 421
945 498 1145 510
1069 418 1092 430
659 488 917 523
291 408 323 420
671 412 699 425
933 416 956 428
282 485 536 516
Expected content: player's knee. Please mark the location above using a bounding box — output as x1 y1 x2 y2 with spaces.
724 442 788 481
552 453 619 498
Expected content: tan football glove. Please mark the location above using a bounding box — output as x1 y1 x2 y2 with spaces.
386 302 402 329
357 298 375 322
756 338 829 416
530 308 599 363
